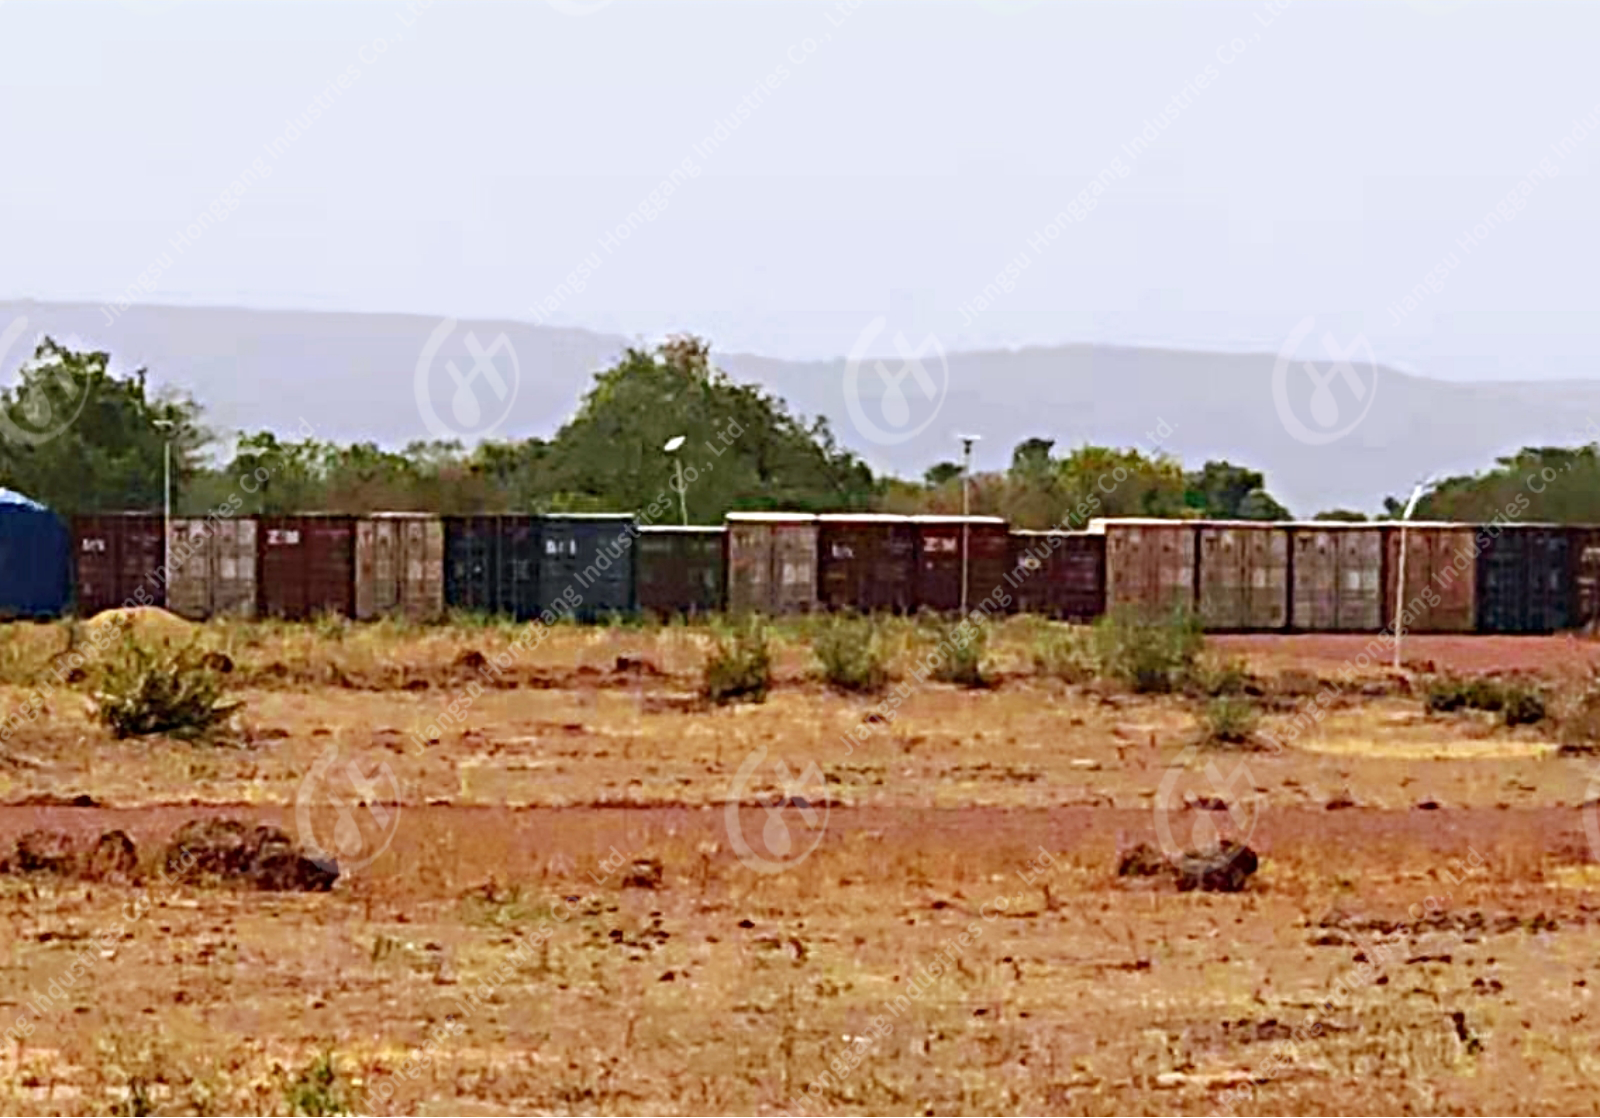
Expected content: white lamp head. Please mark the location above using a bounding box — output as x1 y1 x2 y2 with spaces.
663 435 686 453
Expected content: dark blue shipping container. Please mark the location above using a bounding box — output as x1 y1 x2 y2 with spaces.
443 515 543 620
538 514 637 621
0 490 69 618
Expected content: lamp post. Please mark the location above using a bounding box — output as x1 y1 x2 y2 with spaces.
1393 475 1437 672
663 435 688 526
957 434 980 614
153 418 176 586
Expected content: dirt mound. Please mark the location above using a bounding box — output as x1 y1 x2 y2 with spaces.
1116 840 1260 893
164 819 338 892
84 830 138 881
82 606 197 646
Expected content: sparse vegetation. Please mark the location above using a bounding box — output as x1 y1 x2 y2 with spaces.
1031 623 1097 682
812 614 891 694
930 619 990 688
90 627 242 741
283 1052 356 1117
1089 605 1204 693
1202 694 1261 746
700 619 771 704
1425 673 1547 727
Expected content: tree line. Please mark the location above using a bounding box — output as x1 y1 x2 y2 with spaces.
1 334 1594 527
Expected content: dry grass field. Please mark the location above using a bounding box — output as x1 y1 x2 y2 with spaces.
1 613 1599 1115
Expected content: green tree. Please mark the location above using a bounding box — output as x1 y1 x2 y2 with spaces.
1313 508 1370 522
1183 460 1289 520
0 339 206 515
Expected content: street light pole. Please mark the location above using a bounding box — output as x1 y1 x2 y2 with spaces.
663 436 688 526
958 434 979 614
1393 478 1432 672
154 419 175 588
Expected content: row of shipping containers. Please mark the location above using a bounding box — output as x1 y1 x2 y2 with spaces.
58 510 1600 635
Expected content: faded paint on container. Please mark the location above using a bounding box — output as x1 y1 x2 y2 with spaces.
258 515 357 620
356 514 444 621
1092 519 1197 615
443 515 542 620
1476 524 1570 634
166 517 258 620
1009 531 1105 621
1571 528 1600 630
539 513 636 620
818 514 916 613
637 526 725 617
725 513 819 615
1385 523 1477 633
1288 524 1382 631
911 516 1011 614
71 513 165 615
1337 527 1384 630
1197 523 1288 631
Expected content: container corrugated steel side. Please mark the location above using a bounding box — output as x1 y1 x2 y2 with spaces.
1475 524 1570 634
1570 527 1600 630
1009 530 1105 620
0 500 69 619
356 513 444 621
443 515 542 619
725 513 818 615
1092 519 1197 615
258 515 357 620
166 517 258 621
1384 522 1477 633
1197 523 1288 631
71 513 165 614
817 514 916 613
636 526 725 617
911 516 1011 613
539 513 637 620
1287 524 1383 631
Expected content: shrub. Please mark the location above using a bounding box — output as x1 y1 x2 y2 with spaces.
283 1051 356 1117
1425 673 1547 727
91 628 243 741
701 619 771 705
1558 667 1600 752
1090 605 1204 694
1032 624 1096 682
1191 654 1251 697
931 620 989 688
813 614 891 694
1202 695 1260 746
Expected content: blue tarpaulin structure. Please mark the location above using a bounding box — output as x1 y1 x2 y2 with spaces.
0 489 69 618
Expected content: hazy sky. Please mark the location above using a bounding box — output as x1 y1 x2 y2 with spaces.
2 0 1598 377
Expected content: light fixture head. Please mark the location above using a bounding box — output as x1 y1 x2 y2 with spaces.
663 435 686 452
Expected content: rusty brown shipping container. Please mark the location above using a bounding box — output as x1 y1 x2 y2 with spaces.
1092 518 1198 615
1288 523 1383 632
1009 531 1105 621
258 515 357 620
911 516 1011 614
71 513 165 615
818 514 917 613
725 513 819 614
167 517 258 620
355 513 445 621
1384 522 1477 633
1196 522 1288 631
1571 527 1600 630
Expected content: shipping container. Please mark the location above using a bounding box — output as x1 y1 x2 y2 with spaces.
258 515 357 620
167 517 258 620
910 516 1011 614
355 513 444 621
443 515 542 620
1384 522 1477 633
538 513 636 621
1009 530 1105 621
71 512 165 615
1475 524 1571 634
1092 518 1198 616
0 491 69 619
637 526 725 617
817 514 917 613
725 512 819 615
1287 523 1384 632
1196 522 1288 631
1571 527 1600 630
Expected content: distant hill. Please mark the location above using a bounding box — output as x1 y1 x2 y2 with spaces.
3 299 1597 516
